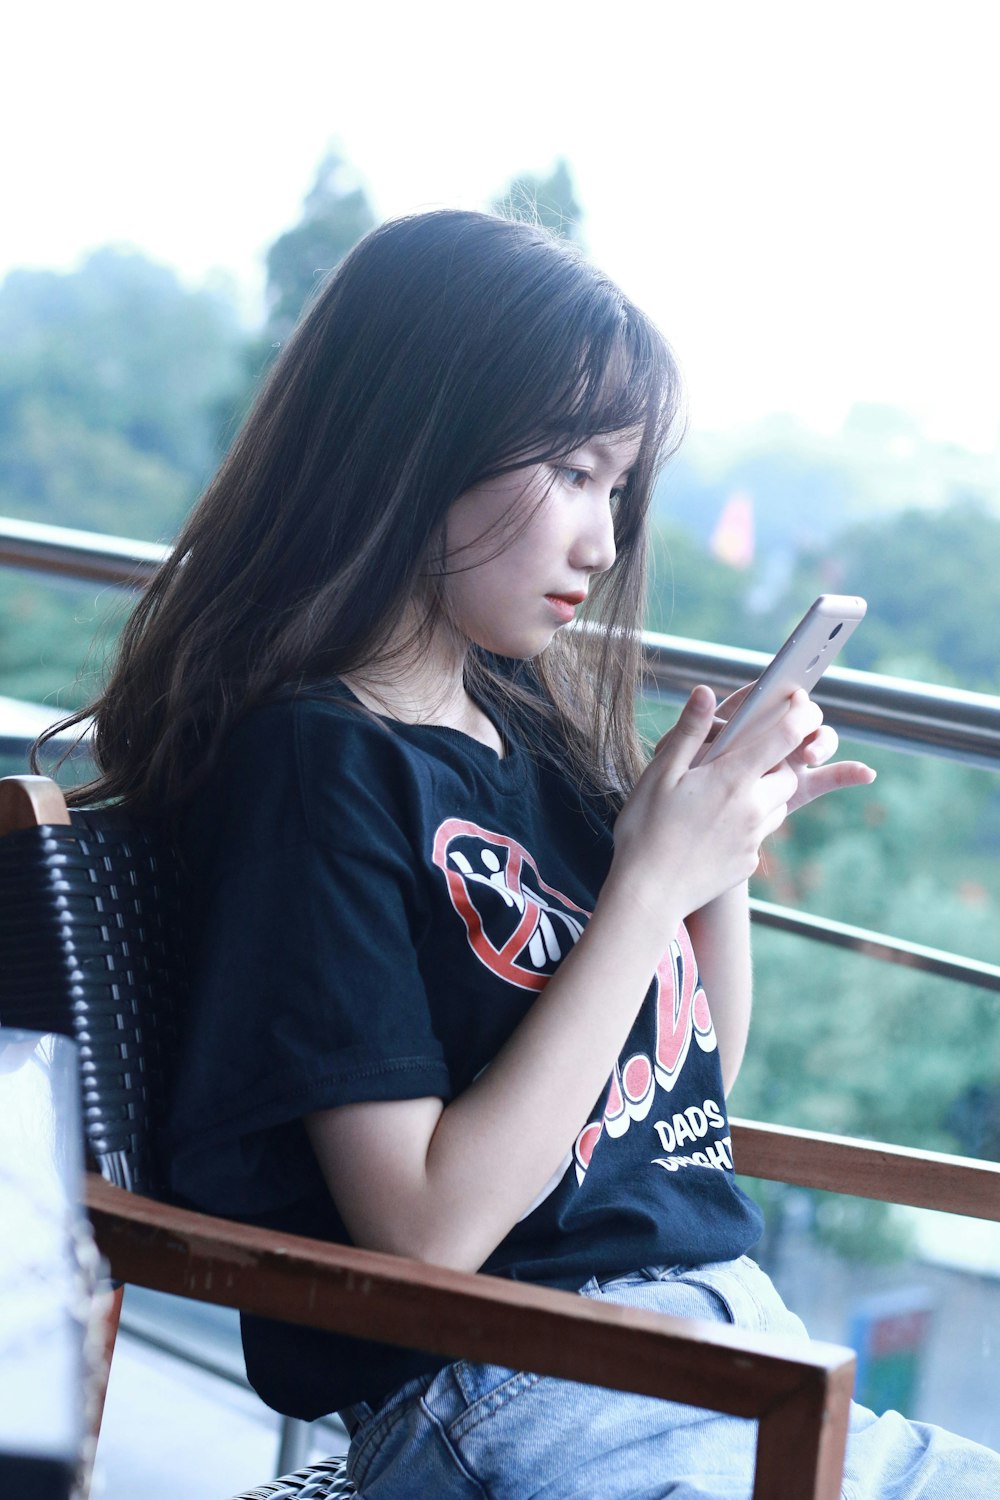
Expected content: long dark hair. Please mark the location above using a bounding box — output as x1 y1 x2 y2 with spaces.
36 210 683 813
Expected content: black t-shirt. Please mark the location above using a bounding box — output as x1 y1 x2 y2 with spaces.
162 688 762 1419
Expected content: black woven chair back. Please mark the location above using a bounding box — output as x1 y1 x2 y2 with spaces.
0 799 361 1500
0 807 186 1195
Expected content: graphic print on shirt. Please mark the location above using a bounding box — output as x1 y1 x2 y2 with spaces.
433 816 729 1202
572 923 720 1184
432 817 589 989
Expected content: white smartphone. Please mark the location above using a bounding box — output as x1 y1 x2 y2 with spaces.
692 594 867 766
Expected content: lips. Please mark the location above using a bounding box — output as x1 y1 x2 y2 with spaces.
545 591 586 624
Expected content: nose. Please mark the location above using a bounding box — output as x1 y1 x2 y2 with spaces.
570 490 617 575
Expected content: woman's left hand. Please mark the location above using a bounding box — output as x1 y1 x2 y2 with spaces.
782 722 876 814
712 686 876 816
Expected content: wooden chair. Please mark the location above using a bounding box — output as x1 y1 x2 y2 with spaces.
3 773 999 1500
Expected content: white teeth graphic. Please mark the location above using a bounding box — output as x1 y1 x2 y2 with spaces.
539 912 561 961
447 840 585 969
528 927 547 968
527 911 578 968
448 848 524 910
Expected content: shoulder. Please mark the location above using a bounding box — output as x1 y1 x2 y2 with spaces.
229 687 388 754
222 688 414 792
181 688 423 871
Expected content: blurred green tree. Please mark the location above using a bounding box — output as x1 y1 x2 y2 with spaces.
214 151 377 438
645 519 765 648
778 499 1000 692
0 248 243 712
730 740 1000 1262
264 151 376 344
0 248 243 537
0 571 126 712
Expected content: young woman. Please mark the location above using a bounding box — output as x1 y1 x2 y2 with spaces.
45 211 999 1497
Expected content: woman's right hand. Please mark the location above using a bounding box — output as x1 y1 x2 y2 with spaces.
610 684 822 931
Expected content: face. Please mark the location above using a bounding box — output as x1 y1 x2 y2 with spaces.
440 430 641 659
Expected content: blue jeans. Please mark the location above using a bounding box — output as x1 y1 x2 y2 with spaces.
346 1257 1000 1499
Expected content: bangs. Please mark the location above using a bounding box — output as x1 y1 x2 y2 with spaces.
485 295 680 484
559 310 676 453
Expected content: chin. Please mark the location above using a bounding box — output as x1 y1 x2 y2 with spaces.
472 628 557 660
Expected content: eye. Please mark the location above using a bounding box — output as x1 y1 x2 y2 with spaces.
558 466 591 489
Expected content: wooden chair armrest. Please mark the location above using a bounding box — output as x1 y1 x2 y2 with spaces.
732 1118 1000 1220
86 1174 854 1500
0 773 70 833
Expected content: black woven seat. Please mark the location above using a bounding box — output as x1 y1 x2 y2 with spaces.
230 1457 353 1499
0 798 357 1500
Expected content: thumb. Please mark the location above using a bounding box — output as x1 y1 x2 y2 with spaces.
655 685 717 767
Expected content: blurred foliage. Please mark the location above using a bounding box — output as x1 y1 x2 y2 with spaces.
783 500 1000 692
0 248 244 539
0 247 245 718
1 149 997 1268
645 520 771 649
212 151 378 442
0 572 127 711
743 1180 915 1273
265 151 376 343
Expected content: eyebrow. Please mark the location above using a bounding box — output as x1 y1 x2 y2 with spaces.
586 437 641 476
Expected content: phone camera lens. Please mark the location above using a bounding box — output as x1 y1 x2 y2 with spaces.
828 623 843 639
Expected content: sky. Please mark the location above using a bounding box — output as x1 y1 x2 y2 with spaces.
4 0 1000 453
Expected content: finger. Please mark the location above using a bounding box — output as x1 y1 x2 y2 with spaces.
655 685 717 767
786 761 877 815
715 682 754 723
730 690 823 776
762 760 799 809
790 725 839 768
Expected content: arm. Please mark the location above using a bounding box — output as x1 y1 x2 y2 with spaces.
685 883 752 1096
308 866 695 1272
307 688 820 1273
684 708 877 1097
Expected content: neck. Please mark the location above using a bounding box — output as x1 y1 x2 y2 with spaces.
342 608 504 754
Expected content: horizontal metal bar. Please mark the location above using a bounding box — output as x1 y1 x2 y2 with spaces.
0 736 90 761
0 514 167 586
750 899 1000 993
0 692 92 758
119 1310 250 1388
2 518 1000 768
644 632 1000 770
117 1315 349 1443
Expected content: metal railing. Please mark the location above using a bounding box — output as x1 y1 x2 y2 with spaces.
4 513 1000 996
5 512 1000 768
118 1290 347 1471
643 633 1000 772
0 514 167 585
